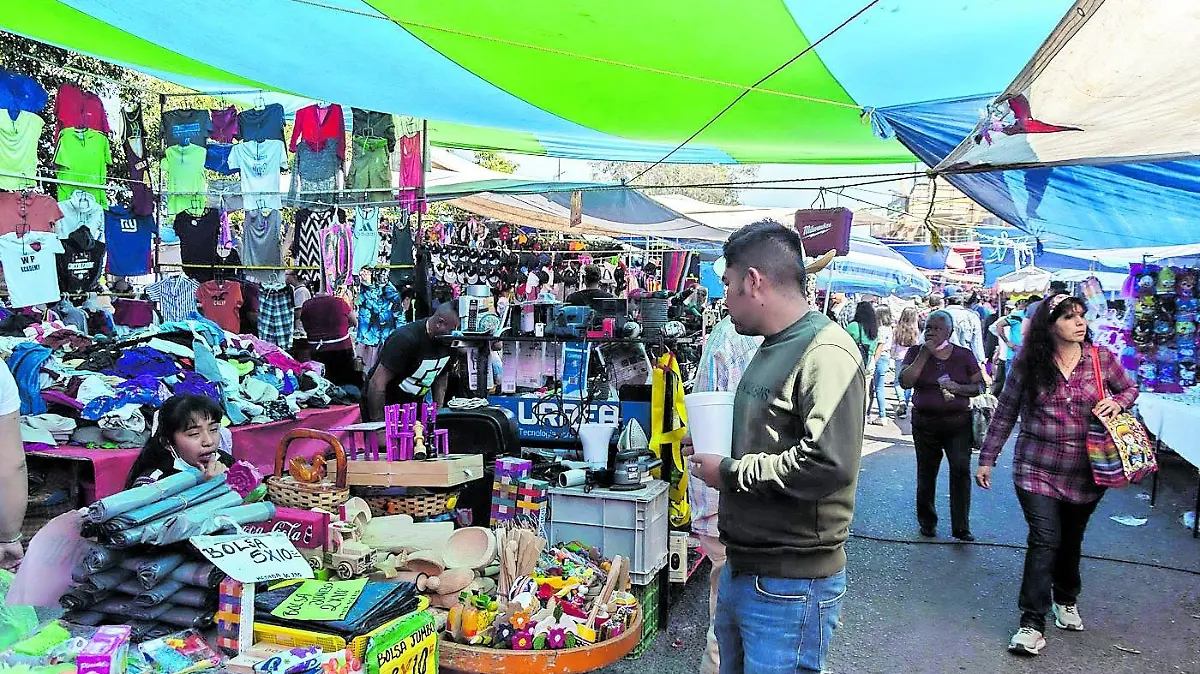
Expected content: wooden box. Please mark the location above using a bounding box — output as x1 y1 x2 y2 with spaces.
344 454 484 488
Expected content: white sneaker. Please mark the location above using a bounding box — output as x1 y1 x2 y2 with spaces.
1052 603 1084 631
1008 627 1046 655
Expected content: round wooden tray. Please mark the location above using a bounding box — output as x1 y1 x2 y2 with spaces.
440 609 643 674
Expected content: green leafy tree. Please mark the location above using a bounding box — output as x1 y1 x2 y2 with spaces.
473 151 518 174
589 161 759 205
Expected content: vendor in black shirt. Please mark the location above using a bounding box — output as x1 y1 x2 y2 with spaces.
564 265 614 306
364 302 460 422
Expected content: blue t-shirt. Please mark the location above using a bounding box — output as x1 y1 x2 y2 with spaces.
104 206 157 275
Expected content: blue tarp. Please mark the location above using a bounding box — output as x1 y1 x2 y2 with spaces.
877 95 1200 250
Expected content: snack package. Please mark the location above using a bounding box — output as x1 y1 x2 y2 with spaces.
138 631 223 674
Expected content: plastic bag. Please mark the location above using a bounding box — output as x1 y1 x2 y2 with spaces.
0 570 38 651
7 510 88 608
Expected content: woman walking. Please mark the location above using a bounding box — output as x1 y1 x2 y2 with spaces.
976 293 1136 656
846 301 879 371
868 306 895 425
899 310 984 541
892 306 921 418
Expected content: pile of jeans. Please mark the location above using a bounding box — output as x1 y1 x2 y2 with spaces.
59 470 276 642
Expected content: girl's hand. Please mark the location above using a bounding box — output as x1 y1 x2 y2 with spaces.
1094 398 1122 421
204 457 229 480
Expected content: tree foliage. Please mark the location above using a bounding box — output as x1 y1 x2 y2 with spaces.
473 151 518 174
589 161 759 205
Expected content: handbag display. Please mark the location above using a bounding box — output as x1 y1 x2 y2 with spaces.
1086 346 1157 487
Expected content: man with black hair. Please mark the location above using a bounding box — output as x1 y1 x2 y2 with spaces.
685 219 864 674
564 265 614 306
364 302 460 421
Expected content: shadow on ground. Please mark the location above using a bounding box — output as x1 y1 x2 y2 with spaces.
602 432 1200 674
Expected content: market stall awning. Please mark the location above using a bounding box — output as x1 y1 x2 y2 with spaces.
878 1 1200 250
4 0 1073 163
813 234 932 298
994 267 1051 293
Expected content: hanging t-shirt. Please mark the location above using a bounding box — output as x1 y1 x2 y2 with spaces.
237 104 285 143
165 144 208 218
204 143 237 175
147 275 201 323
121 103 147 141
54 128 113 207
0 192 61 237
0 231 65 307
56 226 105 294
209 106 239 143
239 208 283 284
389 216 415 289
0 111 45 190
174 209 221 281
197 280 244 333
54 84 109 137
161 108 211 147
227 140 288 211
104 205 156 276
0 68 48 120
290 104 346 161
124 137 155 217
56 190 103 240
352 206 381 274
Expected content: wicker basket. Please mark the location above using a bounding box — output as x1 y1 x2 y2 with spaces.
363 491 457 519
265 429 351 510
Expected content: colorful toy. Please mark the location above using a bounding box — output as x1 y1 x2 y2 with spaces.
1156 266 1177 295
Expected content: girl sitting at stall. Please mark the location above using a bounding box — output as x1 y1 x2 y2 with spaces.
124 394 233 488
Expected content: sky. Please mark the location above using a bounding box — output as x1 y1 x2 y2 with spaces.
487 152 922 215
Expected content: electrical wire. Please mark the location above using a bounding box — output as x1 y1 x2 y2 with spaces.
630 0 883 181
847 532 1200 577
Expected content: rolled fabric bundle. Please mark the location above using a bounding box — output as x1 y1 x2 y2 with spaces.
81 546 120 573
86 471 200 524
104 523 152 549
137 553 188 590
127 603 172 621
170 562 224 589
102 477 231 532
158 606 216 630
134 579 186 607
150 494 255 546
127 620 172 643
117 579 145 596
80 569 133 594
119 555 153 572
93 597 136 615
167 587 216 610
60 588 110 611
62 611 105 626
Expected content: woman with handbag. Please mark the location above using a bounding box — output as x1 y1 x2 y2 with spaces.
899 310 984 541
976 293 1137 656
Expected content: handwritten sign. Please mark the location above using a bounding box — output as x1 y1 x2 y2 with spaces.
366 611 437 674
270 579 367 621
191 531 315 583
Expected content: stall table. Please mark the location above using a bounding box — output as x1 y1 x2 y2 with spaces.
1135 392 1200 537
26 405 362 503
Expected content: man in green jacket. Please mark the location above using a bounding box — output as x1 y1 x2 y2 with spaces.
687 220 865 674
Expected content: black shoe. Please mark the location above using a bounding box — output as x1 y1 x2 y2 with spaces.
953 531 976 542
897 407 908 419
920 526 936 538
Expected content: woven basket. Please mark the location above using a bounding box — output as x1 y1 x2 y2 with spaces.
265 429 351 510
363 491 457 519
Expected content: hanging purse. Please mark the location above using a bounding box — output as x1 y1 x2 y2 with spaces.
1086 346 1157 487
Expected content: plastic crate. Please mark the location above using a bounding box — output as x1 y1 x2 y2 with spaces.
625 576 660 659
548 480 669 584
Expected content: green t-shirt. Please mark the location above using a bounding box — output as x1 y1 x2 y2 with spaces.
165 144 208 218
0 112 45 190
846 321 878 359
55 128 113 207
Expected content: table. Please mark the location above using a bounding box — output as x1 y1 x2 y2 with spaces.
1135 392 1200 537
28 405 363 503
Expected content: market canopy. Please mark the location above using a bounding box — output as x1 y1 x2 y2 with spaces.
6 0 1073 163
813 234 932 298
878 0 1200 250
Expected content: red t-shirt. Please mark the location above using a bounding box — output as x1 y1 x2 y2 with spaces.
300 295 353 350
902 344 981 422
0 192 61 236
197 280 244 333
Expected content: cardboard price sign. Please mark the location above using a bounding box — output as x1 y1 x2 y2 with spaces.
191 531 315 583
366 611 437 674
269 579 367 621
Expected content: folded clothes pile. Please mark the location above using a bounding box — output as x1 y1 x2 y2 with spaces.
82 470 276 548
59 472 277 642
254 581 422 637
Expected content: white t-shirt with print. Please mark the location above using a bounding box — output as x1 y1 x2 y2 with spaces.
0 360 19 415
0 231 65 307
227 140 288 211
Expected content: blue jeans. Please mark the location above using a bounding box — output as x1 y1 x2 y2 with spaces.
715 565 846 674
870 354 892 418
891 358 911 409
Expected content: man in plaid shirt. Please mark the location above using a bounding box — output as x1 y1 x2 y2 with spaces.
690 315 762 674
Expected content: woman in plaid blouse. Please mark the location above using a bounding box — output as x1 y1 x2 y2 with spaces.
976 293 1137 656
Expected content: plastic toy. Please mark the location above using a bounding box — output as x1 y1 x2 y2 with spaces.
1156 266 1176 295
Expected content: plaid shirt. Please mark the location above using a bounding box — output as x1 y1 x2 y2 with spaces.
980 346 1137 503
257 285 295 349
689 317 763 536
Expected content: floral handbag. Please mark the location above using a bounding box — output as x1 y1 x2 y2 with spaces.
1086 346 1157 487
